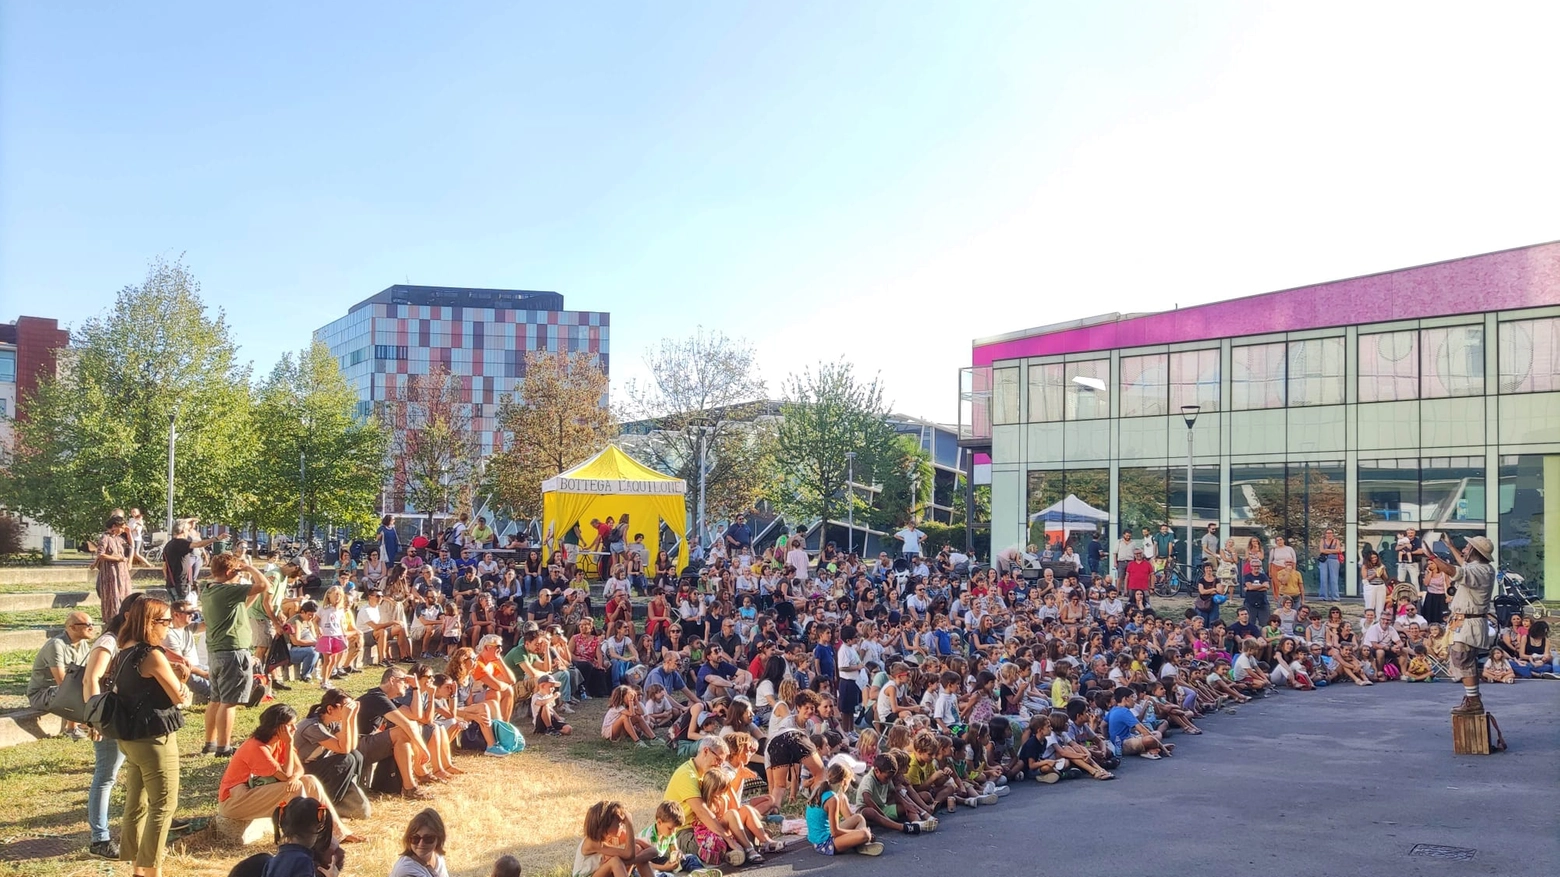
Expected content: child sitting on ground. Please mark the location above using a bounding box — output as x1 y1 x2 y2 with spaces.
1482 648 1517 684
851 753 937 835
492 854 522 877
532 676 574 736
1402 645 1435 683
805 762 884 857
638 801 716 877
576 800 660 877
721 732 777 819
643 684 684 729
698 766 779 865
1044 711 1116 780
602 685 657 746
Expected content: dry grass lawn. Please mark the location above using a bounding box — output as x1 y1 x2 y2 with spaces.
0 669 679 877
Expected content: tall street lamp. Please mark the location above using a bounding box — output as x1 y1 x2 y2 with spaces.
696 426 712 548
1181 404 1201 576
165 410 177 534
845 451 856 555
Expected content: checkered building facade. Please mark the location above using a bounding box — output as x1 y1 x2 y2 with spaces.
315 286 609 456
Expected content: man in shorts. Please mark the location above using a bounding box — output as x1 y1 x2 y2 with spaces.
199 552 271 756
1431 536 1497 715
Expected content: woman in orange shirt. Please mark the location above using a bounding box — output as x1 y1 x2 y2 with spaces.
217 703 363 843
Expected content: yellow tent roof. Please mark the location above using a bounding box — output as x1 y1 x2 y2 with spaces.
541 445 686 494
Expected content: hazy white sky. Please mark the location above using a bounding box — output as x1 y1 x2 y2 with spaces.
3 2 1558 423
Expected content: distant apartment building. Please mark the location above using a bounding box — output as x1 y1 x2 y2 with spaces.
314 285 610 478
0 315 71 551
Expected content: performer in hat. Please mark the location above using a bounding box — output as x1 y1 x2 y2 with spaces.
1428 535 1496 715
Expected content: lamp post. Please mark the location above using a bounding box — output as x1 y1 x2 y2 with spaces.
1181 405 1201 576
845 451 856 555
696 427 710 547
165 411 177 534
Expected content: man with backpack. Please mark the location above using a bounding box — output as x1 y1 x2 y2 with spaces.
29 610 96 737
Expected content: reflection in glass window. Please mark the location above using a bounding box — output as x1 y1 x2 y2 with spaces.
992 367 1020 425
1421 325 1484 398
1063 360 1110 420
1231 343 1286 410
1169 348 1220 413
1498 317 1560 394
1287 337 1345 407
1420 457 1485 526
1119 354 1169 417
1027 363 1064 423
1359 331 1418 402
1025 468 1109 552
1228 460 1286 550
1358 458 1420 552
1499 454 1555 597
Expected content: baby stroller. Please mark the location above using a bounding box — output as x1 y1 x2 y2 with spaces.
1497 566 1549 618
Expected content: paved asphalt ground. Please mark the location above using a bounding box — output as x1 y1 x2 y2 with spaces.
752 681 1559 877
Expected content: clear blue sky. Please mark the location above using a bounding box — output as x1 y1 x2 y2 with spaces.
3 2 1558 421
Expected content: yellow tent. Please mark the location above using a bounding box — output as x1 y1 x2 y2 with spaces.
541 445 689 574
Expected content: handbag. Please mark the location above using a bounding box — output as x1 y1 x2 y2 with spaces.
86 644 186 741
47 662 91 723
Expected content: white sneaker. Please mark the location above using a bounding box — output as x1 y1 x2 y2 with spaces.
976 793 999 805
857 841 884 856
991 785 1010 797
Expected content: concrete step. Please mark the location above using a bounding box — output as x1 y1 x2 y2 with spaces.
0 566 163 587
0 629 47 651
0 592 92 612
0 708 65 749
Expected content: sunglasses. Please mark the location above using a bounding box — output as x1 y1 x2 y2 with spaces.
409 833 440 846
153 617 174 626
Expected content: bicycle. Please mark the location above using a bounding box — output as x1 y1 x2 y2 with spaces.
1152 561 1196 598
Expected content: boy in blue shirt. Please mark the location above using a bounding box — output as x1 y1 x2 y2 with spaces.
1105 686 1171 760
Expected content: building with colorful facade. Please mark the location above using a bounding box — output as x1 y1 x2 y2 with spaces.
959 242 1560 596
314 285 610 461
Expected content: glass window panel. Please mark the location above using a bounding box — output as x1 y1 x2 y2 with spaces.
992 367 1019 425
1027 469 1110 558
1358 458 1420 554
1420 325 1484 398
1119 354 1169 417
1499 454 1556 597
1358 330 1419 402
1167 464 1220 565
1117 467 1170 539
1027 363 1064 423
1420 457 1485 530
1279 461 1347 573
0 350 14 383
1229 460 1287 553
1063 360 1110 420
1231 343 1287 410
1498 317 1560 394
1169 348 1220 412
1287 337 1345 407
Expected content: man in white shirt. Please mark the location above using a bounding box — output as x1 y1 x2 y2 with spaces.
1362 614 1405 674
356 590 412 663
164 600 210 702
1140 527 1157 561
1114 532 1137 584
894 523 927 558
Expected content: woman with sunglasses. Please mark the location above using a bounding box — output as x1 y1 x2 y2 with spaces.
112 596 192 877
391 807 451 877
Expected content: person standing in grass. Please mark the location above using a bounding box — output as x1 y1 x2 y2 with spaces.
112 596 191 877
199 553 271 756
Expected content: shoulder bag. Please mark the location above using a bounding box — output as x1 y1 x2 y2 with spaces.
86 644 186 740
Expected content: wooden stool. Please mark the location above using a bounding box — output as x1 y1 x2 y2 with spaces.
1451 710 1490 754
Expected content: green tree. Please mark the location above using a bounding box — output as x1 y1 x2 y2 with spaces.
772 360 901 531
864 434 935 530
487 351 614 519
250 340 388 538
385 365 479 524
619 328 777 525
0 258 255 539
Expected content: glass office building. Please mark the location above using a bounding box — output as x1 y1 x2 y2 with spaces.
960 242 1560 596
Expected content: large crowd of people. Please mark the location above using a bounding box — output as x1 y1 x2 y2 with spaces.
19 508 1553 876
